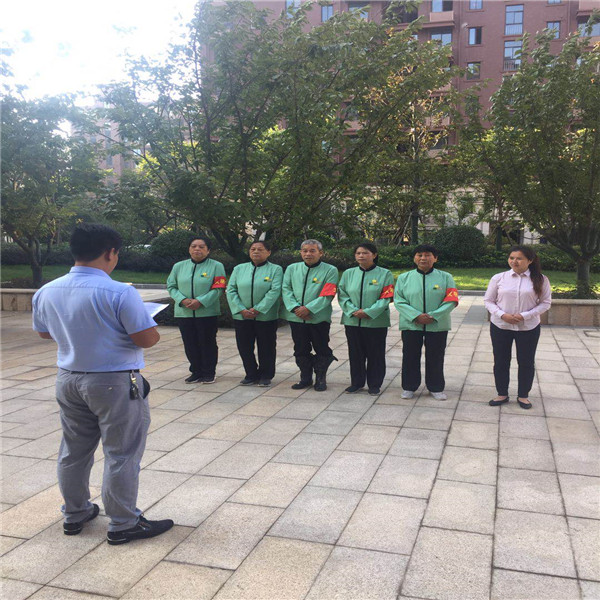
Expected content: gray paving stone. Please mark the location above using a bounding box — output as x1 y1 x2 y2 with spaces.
242 417 308 445
168 502 281 569
176 401 239 425
491 569 581 600
272 433 342 466
337 424 399 454
310 451 383 492
270 486 362 544
327 394 375 414
388 428 447 459
275 399 331 420
235 396 293 417
0 455 40 478
0 459 58 504
4 430 62 459
49 526 191 597
402 527 492 600
368 456 438 498
447 421 498 450
569 517 600 582
404 406 454 431
494 509 576 577
438 446 497 485
0 579 41 600
548 418 600 445
360 405 411 427
305 410 362 435
28 587 114 600
499 437 556 472
231 462 317 508
338 493 425 554
0 519 106 584
559 473 600 519
121 561 231 599
135 469 190 512
305 546 408 600
197 414 267 441
544 397 592 420
581 581 600 599
200 442 281 479
423 479 495 534
500 414 550 440
455 400 500 423
144 475 243 527
146 438 234 474
213 537 331 600
0 536 24 557
145 422 208 451
554 442 600 476
498 468 563 515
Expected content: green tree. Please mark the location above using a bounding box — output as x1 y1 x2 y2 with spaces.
99 0 459 257
462 27 600 296
1 95 104 286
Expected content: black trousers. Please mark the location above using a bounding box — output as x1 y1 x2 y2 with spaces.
234 319 278 380
490 323 541 398
401 329 448 393
345 326 388 389
177 316 218 378
289 321 333 359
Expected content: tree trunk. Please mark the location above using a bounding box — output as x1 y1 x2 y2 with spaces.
576 258 593 298
410 205 419 245
495 225 503 251
31 263 43 289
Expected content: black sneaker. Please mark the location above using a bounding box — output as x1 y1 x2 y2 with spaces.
240 377 258 385
64 504 100 536
368 388 381 396
202 377 216 384
291 380 313 390
258 379 271 387
106 515 174 546
185 374 202 384
345 385 363 394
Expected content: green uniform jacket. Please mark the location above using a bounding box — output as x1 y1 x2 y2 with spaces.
394 268 458 332
281 261 338 324
226 261 283 322
167 258 226 318
338 265 395 328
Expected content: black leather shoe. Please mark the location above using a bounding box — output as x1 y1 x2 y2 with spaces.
345 385 363 393
107 515 174 545
291 380 313 390
64 504 100 536
240 377 258 385
489 397 509 406
518 398 532 409
368 388 381 396
258 379 271 387
185 374 202 384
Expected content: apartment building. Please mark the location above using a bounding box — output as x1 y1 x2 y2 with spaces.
255 0 599 110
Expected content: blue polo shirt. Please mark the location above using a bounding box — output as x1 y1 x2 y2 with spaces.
32 267 156 372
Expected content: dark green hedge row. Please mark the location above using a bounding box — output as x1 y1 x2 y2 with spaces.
3 242 599 273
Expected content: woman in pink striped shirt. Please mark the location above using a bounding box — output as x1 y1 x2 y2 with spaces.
484 246 552 410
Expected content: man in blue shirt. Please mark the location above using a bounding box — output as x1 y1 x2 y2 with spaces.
32 224 173 545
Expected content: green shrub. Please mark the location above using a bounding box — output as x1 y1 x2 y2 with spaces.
434 226 486 263
150 229 195 259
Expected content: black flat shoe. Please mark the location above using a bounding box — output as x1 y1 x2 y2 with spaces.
64 504 100 536
368 388 381 396
518 399 532 409
489 397 509 406
345 385 363 393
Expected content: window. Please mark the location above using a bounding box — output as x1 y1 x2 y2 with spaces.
548 0 561 3
468 27 482 45
432 0 453 12
348 1 369 19
431 28 452 45
469 0 482 9
321 4 333 21
547 21 560 38
285 0 300 11
504 40 522 71
466 62 481 80
505 5 523 36
578 18 600 37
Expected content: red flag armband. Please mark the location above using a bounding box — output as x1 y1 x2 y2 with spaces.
379 284 394 299
443 287 459 303
211 276 226 289
319 283 337 297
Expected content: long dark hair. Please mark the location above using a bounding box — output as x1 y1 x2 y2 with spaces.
510 245 544 297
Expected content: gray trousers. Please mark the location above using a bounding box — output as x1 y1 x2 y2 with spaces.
55 369 150 532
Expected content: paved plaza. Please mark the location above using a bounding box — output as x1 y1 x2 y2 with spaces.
0 296 599 600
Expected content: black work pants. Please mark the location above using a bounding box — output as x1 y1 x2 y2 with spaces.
234 319 278 380
490 323 541 398
289 321 333 359
401 329 448 393
345 326 388 389
177 316 218 378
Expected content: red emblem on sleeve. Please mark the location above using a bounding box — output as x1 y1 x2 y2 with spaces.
319 283 337 297
379 284 394 299
211 276 226 289
443 288 459 303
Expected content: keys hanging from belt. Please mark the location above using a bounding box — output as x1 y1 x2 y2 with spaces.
129 370 140 400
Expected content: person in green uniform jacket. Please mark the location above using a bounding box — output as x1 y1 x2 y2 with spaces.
338 242 394 396
394 244 458 401
167 237 226 384
281 239 339 392
227 241 283 387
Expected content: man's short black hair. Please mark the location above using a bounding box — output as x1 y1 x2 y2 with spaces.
70 223 123 262
189 236 212 250
413 244 438 257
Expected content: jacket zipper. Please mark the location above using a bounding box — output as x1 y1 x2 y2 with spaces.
251 264 256 307
301 265 311 323
422 270 426 332
191 262 198 317
358 269 366 328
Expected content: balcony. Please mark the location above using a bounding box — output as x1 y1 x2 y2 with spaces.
503 59 521 71
578 0 598 14
424 10 455 26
